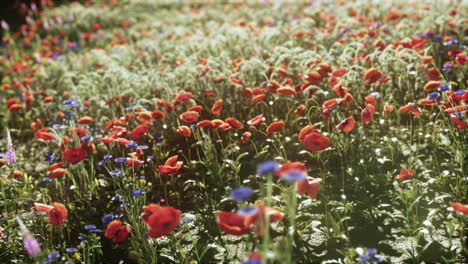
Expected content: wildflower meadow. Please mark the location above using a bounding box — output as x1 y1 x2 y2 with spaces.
0 0 467 263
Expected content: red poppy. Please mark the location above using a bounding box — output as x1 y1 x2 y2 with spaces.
266 121 285 134
156 155 183 175
188 105 203 113
275 161 307 177
177 126 192 137
297 178 321 199
151 110 165 119
361 104 376 123
298 125 317 143
132 124 148 140
8 103 23 112
211 99 224 115
104 220 131 243
198 120 215 128
33 202 68 226
141 204 181 238
451 117 467 129
34 127 55 141
50 168 67 179
251 94 266 102
175 92 192 103
303 132 330 151
230 76 245 85
427 67 440 81
247 114 264 126
277 86 296 95
225 117 244 129
180 111 200 123
294 105 306 116
77 116 94 124
398 103 422 116
363 67 382 84
63 147 87 163
241 131 252 144
332 67 348 77
423 81 441 91
450 202 468 214
216 212 252 236
136 111 153 124
244 202 284 236
336 116 355 132
395 168 414 181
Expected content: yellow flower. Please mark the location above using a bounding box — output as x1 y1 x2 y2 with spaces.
139 179 146 185
74 252 81 260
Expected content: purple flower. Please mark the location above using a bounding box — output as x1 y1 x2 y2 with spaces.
231 187 254 201
5 130 16 165
23 234 41 257
237 206 259 217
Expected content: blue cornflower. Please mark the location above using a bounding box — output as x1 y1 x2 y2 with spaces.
53 124 66 129
126 141 137 148
66 248 78 252
137 145 148 149
43 177 52 182
102 214 114 224
132 189 143 196
237 206 259 217
111 195 122 201
359 248 384 263
114 157 127 163
438 84 451 92
281 170 307 181
84 225 96 230
257 161 280 174
98 160 107 166
454 90 466 95
231 187 254 201
103 154 112 160
78 236 89 241
110 170 122 176
427 92 440 100
81 135 92 141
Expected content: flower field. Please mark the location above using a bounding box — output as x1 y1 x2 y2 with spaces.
0 0 467 263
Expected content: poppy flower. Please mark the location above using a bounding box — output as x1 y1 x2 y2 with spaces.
33 202 68 226
34 128 55 141
336 116 356 132
247 114 264 126
298 125 317 143
198 120 215 128
175 92 192 103
180 111 200 123
63 147 87 163
104 220 131 243
8 104 23 112
363 67 382 84
275 161 306 177
244 202 284 236
398 103 422 116
450 202 468 214
10 170 22 179
451 117 467 129
423 81 442 91
188 105 204 113
322 98 338 109
305 71 321 84
141 205 181 238
156 155 183 175
177 126 192 137
302 131 330 151
136 111 153 124
277 86 296 95
132 124 148 140
211 99 223 115
77 116 93 124
251 94 266 102
332 67 348 77
427 67 440 81
266 121 285 134
297 178 321 199
294 105 306 116
151 110 165 119
225 117 244 129
50 168 67 179
395 168 414 181
361 104 376 124
241 131 252 144
230 76 245 86
216 212 252 236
